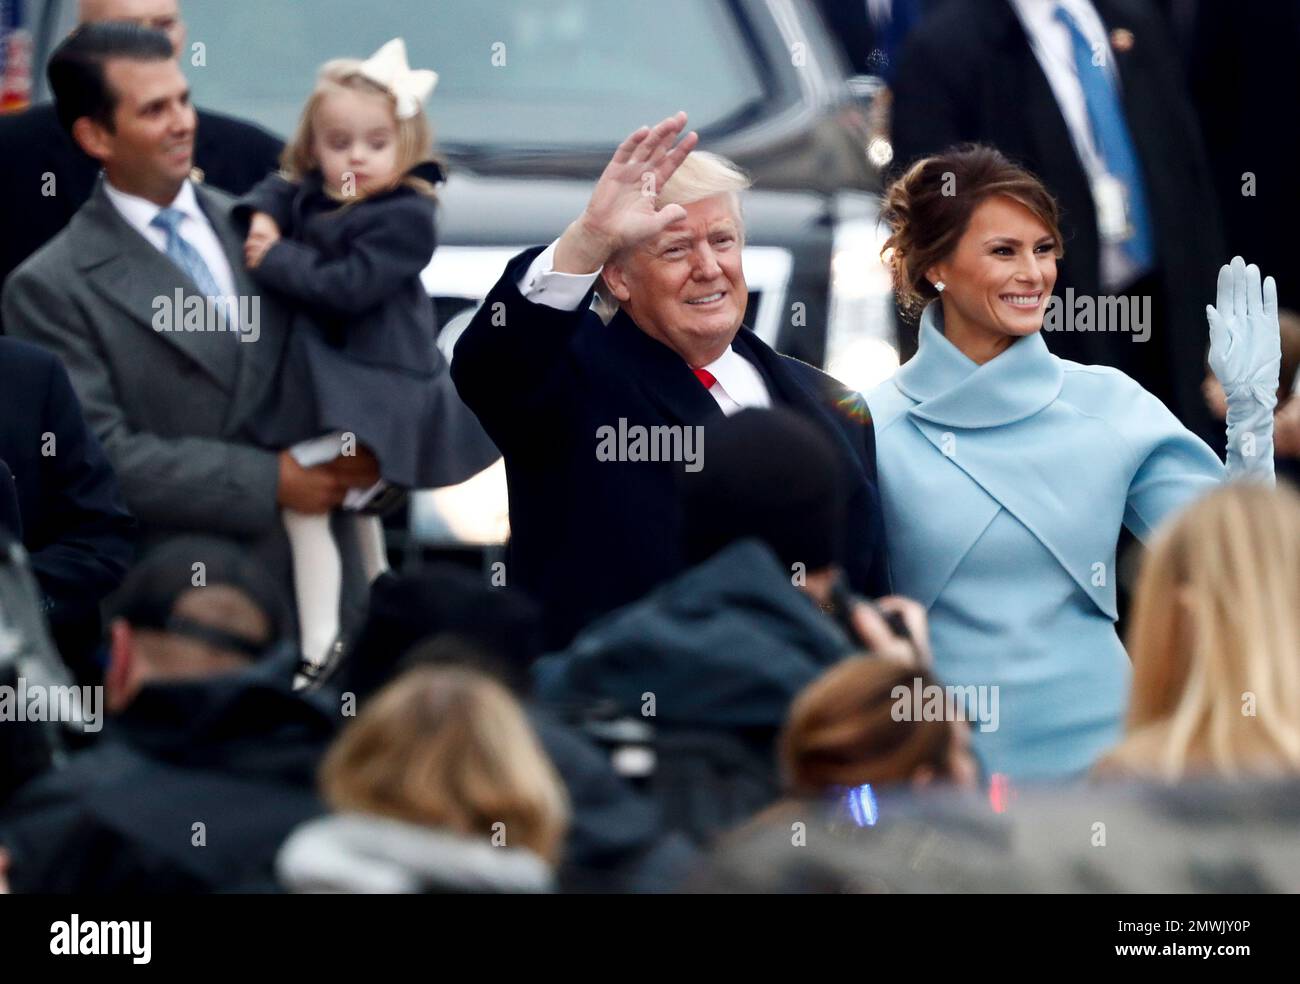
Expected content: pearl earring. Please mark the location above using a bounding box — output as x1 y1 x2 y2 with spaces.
934 280 945 293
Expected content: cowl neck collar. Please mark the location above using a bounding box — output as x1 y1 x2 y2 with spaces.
894 301 1063 428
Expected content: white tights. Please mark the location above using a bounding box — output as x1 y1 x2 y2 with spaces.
284 509 389 668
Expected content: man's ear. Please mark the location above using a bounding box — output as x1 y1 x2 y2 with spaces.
105 618 136 714
71 116 113 164
601 261 631 304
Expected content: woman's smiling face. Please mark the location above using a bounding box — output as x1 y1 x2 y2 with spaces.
927 195 1060 361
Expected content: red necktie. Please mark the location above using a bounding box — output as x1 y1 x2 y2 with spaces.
692 368 717 389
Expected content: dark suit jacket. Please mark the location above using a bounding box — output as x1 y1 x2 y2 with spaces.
1 180 366 640
1185 0 1300 312
0 338 135 675
890 0 1224 441
452 247 890 647
0 103 282 329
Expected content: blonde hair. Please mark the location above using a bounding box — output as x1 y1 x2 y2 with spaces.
1103 483 1300 781
281 58 440 200
655 150 751 215
319 666 570 863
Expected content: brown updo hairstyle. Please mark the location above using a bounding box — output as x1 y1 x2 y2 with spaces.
881 144 1064 315
779 657 967 793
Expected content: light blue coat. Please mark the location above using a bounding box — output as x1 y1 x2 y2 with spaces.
868 303 1246 781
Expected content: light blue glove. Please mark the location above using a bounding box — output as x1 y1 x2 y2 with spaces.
1206 256 1279 483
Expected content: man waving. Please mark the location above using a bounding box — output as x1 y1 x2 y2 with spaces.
453 113 889 645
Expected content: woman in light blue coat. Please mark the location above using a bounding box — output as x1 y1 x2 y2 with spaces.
868 147 1280 781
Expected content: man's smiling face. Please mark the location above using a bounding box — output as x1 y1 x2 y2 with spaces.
604 194 748 367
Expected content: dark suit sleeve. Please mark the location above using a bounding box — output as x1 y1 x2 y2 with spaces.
450 246 592 456
233 173 298 233
194 111 284 199
0 459 20 542
250 198 436 316
25 353 136 619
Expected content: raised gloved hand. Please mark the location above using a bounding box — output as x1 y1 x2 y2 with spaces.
1206 256 1280 481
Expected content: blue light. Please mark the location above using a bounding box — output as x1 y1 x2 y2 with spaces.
845 783 878 827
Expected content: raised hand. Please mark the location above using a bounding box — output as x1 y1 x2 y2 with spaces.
554 111 699 274
1207 256 1281 403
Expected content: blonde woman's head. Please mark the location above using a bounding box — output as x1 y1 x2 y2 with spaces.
319 666 569 863
282 58 438 200
1111 483 1300 781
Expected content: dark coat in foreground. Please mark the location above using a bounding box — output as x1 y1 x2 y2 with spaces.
235 166 498 489
453 246 891 646
0 338 135 679
0 668 335 893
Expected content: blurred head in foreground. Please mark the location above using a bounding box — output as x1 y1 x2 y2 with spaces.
104 536 286 712
1101 483 1300 781
319 665 570 864
780 657 979 795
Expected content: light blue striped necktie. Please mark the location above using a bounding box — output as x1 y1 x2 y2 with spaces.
150 207 224 297
150 206 238 333
1054 4 1156 272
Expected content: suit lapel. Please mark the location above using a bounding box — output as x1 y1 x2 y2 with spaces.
192 183 288 434
603 310 723 426
73 181 239 392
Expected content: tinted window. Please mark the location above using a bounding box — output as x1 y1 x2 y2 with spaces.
184 0 768 145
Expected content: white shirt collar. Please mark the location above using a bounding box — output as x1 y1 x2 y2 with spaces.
698 344 771 411
102 176 204 235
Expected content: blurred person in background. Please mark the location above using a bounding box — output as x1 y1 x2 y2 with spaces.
277 665 568 894
452 113 890 649
1180 0 1300 315
869 146 1278 781
0 0 282 325
1097 483 1300 781
890 0 1224 443
0 537 336 892
812 0 936 82
0 336 135 685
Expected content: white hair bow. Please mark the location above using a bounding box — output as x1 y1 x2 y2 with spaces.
358 38 438 119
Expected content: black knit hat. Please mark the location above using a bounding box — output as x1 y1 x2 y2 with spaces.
679 408 847 573
334 564 544 704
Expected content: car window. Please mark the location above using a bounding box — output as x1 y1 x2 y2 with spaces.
184 0 768 145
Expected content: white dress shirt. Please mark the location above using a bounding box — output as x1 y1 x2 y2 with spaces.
103 177 239 302
518 239 772 416
1009 0 1140 290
